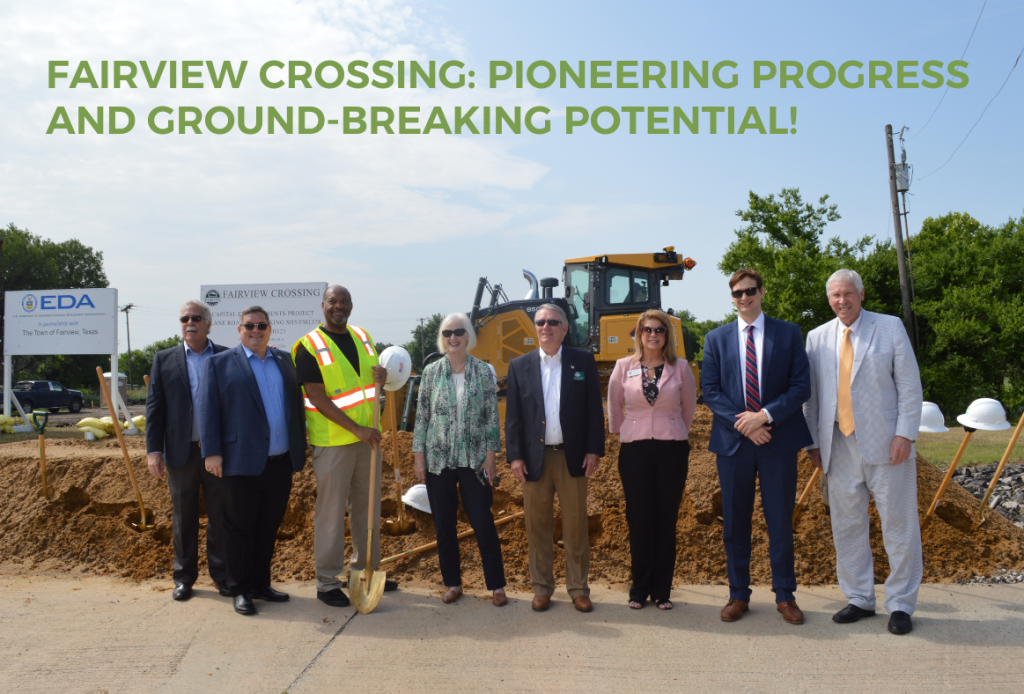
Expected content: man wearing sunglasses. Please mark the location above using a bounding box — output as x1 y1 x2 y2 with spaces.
291 285 393 608
505 304 604 613
701 269 813 625
198 306 308 616
145 300 231 602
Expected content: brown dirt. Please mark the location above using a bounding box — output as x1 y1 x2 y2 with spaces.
1 406 1022 591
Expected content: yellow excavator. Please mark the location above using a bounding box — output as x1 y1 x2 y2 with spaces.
468 247 700 417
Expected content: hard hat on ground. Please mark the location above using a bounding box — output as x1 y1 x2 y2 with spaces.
956 398 1011 431
379 346 412 392
919 402 949 433
402 483 431 514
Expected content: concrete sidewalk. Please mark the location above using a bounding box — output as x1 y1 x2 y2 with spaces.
1 574 1022 693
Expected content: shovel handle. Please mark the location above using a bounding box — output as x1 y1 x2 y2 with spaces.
924 429 974 524
386 392 407 524
792 468 821 525
978 415 1024 521
96 366 150 528
38 434 50 500
380 511 525 566
364 380 382 577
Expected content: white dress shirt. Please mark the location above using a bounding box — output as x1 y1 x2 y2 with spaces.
834 311 864 379
736 312 773 422
540 347 563 445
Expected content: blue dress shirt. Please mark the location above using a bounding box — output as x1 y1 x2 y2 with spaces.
242 346 290 456
185 340 215 442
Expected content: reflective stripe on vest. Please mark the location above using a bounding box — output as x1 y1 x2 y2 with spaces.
307 329 334 367
350 325 375 356
303 385 377 412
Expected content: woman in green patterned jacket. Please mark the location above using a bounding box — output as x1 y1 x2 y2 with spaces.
413 312 507 606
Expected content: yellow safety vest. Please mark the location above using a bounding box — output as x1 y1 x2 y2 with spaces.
292 324 379 447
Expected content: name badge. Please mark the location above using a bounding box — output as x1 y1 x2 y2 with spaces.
626 368 642 377
574 371 585 381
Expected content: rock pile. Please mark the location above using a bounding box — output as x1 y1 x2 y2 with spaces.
960 567 1024 585
953 463 1024 529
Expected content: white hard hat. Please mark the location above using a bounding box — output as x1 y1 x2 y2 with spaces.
402 483 431 514
379 346 412 392
919 402 948 433
956 398 1011 431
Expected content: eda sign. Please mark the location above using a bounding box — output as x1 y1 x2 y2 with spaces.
4 289 118 355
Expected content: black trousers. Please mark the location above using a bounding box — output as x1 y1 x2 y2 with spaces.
424 467 506 591
166 442 227 586
618 439 690 603
219 455 293 595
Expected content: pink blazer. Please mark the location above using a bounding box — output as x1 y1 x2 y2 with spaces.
607 356 697 443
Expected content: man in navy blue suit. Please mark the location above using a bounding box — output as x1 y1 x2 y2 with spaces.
701 269 812 625
198 306 307 616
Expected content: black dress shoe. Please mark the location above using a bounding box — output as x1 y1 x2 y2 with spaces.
215 582 232 597
250 585 290 602
317 588 351 607
888 610 913 635
234 593 257 615
384 579 399 592
832 604 876 623
172 584 193 601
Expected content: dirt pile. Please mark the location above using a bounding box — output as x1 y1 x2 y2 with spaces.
1 407 1023 590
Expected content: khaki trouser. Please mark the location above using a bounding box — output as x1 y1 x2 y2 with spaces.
312 442 382 592
522 448 590 598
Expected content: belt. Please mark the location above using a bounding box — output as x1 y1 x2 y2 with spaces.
544 444 564 451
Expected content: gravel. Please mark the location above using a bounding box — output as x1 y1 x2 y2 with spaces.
952 462 1024 529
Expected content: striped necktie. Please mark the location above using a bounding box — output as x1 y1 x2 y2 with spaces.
744 325 760 412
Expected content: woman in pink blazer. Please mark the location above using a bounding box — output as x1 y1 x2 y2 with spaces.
608 309 697 610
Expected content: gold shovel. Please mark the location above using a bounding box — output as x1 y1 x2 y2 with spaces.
922 426 975 529
977 415 1024 524
382 390 416 536
350 383 386 614
792 467 821 526
96 367 153 531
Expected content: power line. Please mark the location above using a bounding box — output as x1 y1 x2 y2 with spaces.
912 0 987 140
919 43 1024 181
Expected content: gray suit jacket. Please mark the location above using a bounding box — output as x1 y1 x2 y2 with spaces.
803 310 923 473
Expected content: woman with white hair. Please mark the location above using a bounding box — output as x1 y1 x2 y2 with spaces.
412 312 507 606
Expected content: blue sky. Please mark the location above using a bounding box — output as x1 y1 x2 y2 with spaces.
1 0 1021 351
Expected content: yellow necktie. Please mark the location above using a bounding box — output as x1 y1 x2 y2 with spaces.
838 327 855 436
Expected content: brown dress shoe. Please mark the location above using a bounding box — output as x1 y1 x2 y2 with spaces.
492 591 508 607
720 599 749 622
777 600 805 624
531 594 551 612
441 587 462 604
573 595 593 613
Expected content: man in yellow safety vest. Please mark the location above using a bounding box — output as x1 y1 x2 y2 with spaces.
292 285 395 607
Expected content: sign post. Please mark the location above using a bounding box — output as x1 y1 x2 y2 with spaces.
3 288 119 419
200 282 327 351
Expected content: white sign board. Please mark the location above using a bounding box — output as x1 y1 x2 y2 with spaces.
200 282 327 351
4 288 118 355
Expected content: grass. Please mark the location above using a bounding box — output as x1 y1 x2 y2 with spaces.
917 424 1022 468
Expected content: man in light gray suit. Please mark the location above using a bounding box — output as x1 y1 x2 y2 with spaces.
803 269 923 635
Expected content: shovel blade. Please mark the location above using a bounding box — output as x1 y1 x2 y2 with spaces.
350 567 386 614
382 518 417 536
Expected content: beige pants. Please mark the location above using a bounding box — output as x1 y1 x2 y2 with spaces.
312 442 381 592
523 448 590 598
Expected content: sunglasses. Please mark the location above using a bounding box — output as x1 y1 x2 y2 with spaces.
641 326 667 335
731 287 760 298
441 329 467 338
179 314 204 324
535 319 562 327
242 322 269 331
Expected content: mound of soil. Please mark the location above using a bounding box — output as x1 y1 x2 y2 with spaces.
1 407 1022 591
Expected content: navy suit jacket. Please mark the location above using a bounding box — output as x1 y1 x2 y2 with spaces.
197 344 307 476
505 346 605 481
145 342 229 468
701 316 813 456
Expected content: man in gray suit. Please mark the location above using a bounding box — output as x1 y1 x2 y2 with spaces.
803 269 923 635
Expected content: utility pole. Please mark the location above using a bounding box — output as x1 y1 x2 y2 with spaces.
120 304 134 389
885 124 916 350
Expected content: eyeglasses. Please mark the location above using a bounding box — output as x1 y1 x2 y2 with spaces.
731 287 760 298
242 322 269 331
441 329 467 338
535 319 562 327
641 326 667 335
179 314 204 324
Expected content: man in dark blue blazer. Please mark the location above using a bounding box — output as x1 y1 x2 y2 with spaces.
145 300 230 601
701 269 812 625
506 304 605 613
198 306 307 616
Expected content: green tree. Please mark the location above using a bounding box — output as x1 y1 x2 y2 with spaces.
2 223 110 389
672 309 729 361
119 336 183 386
403 313 444 373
